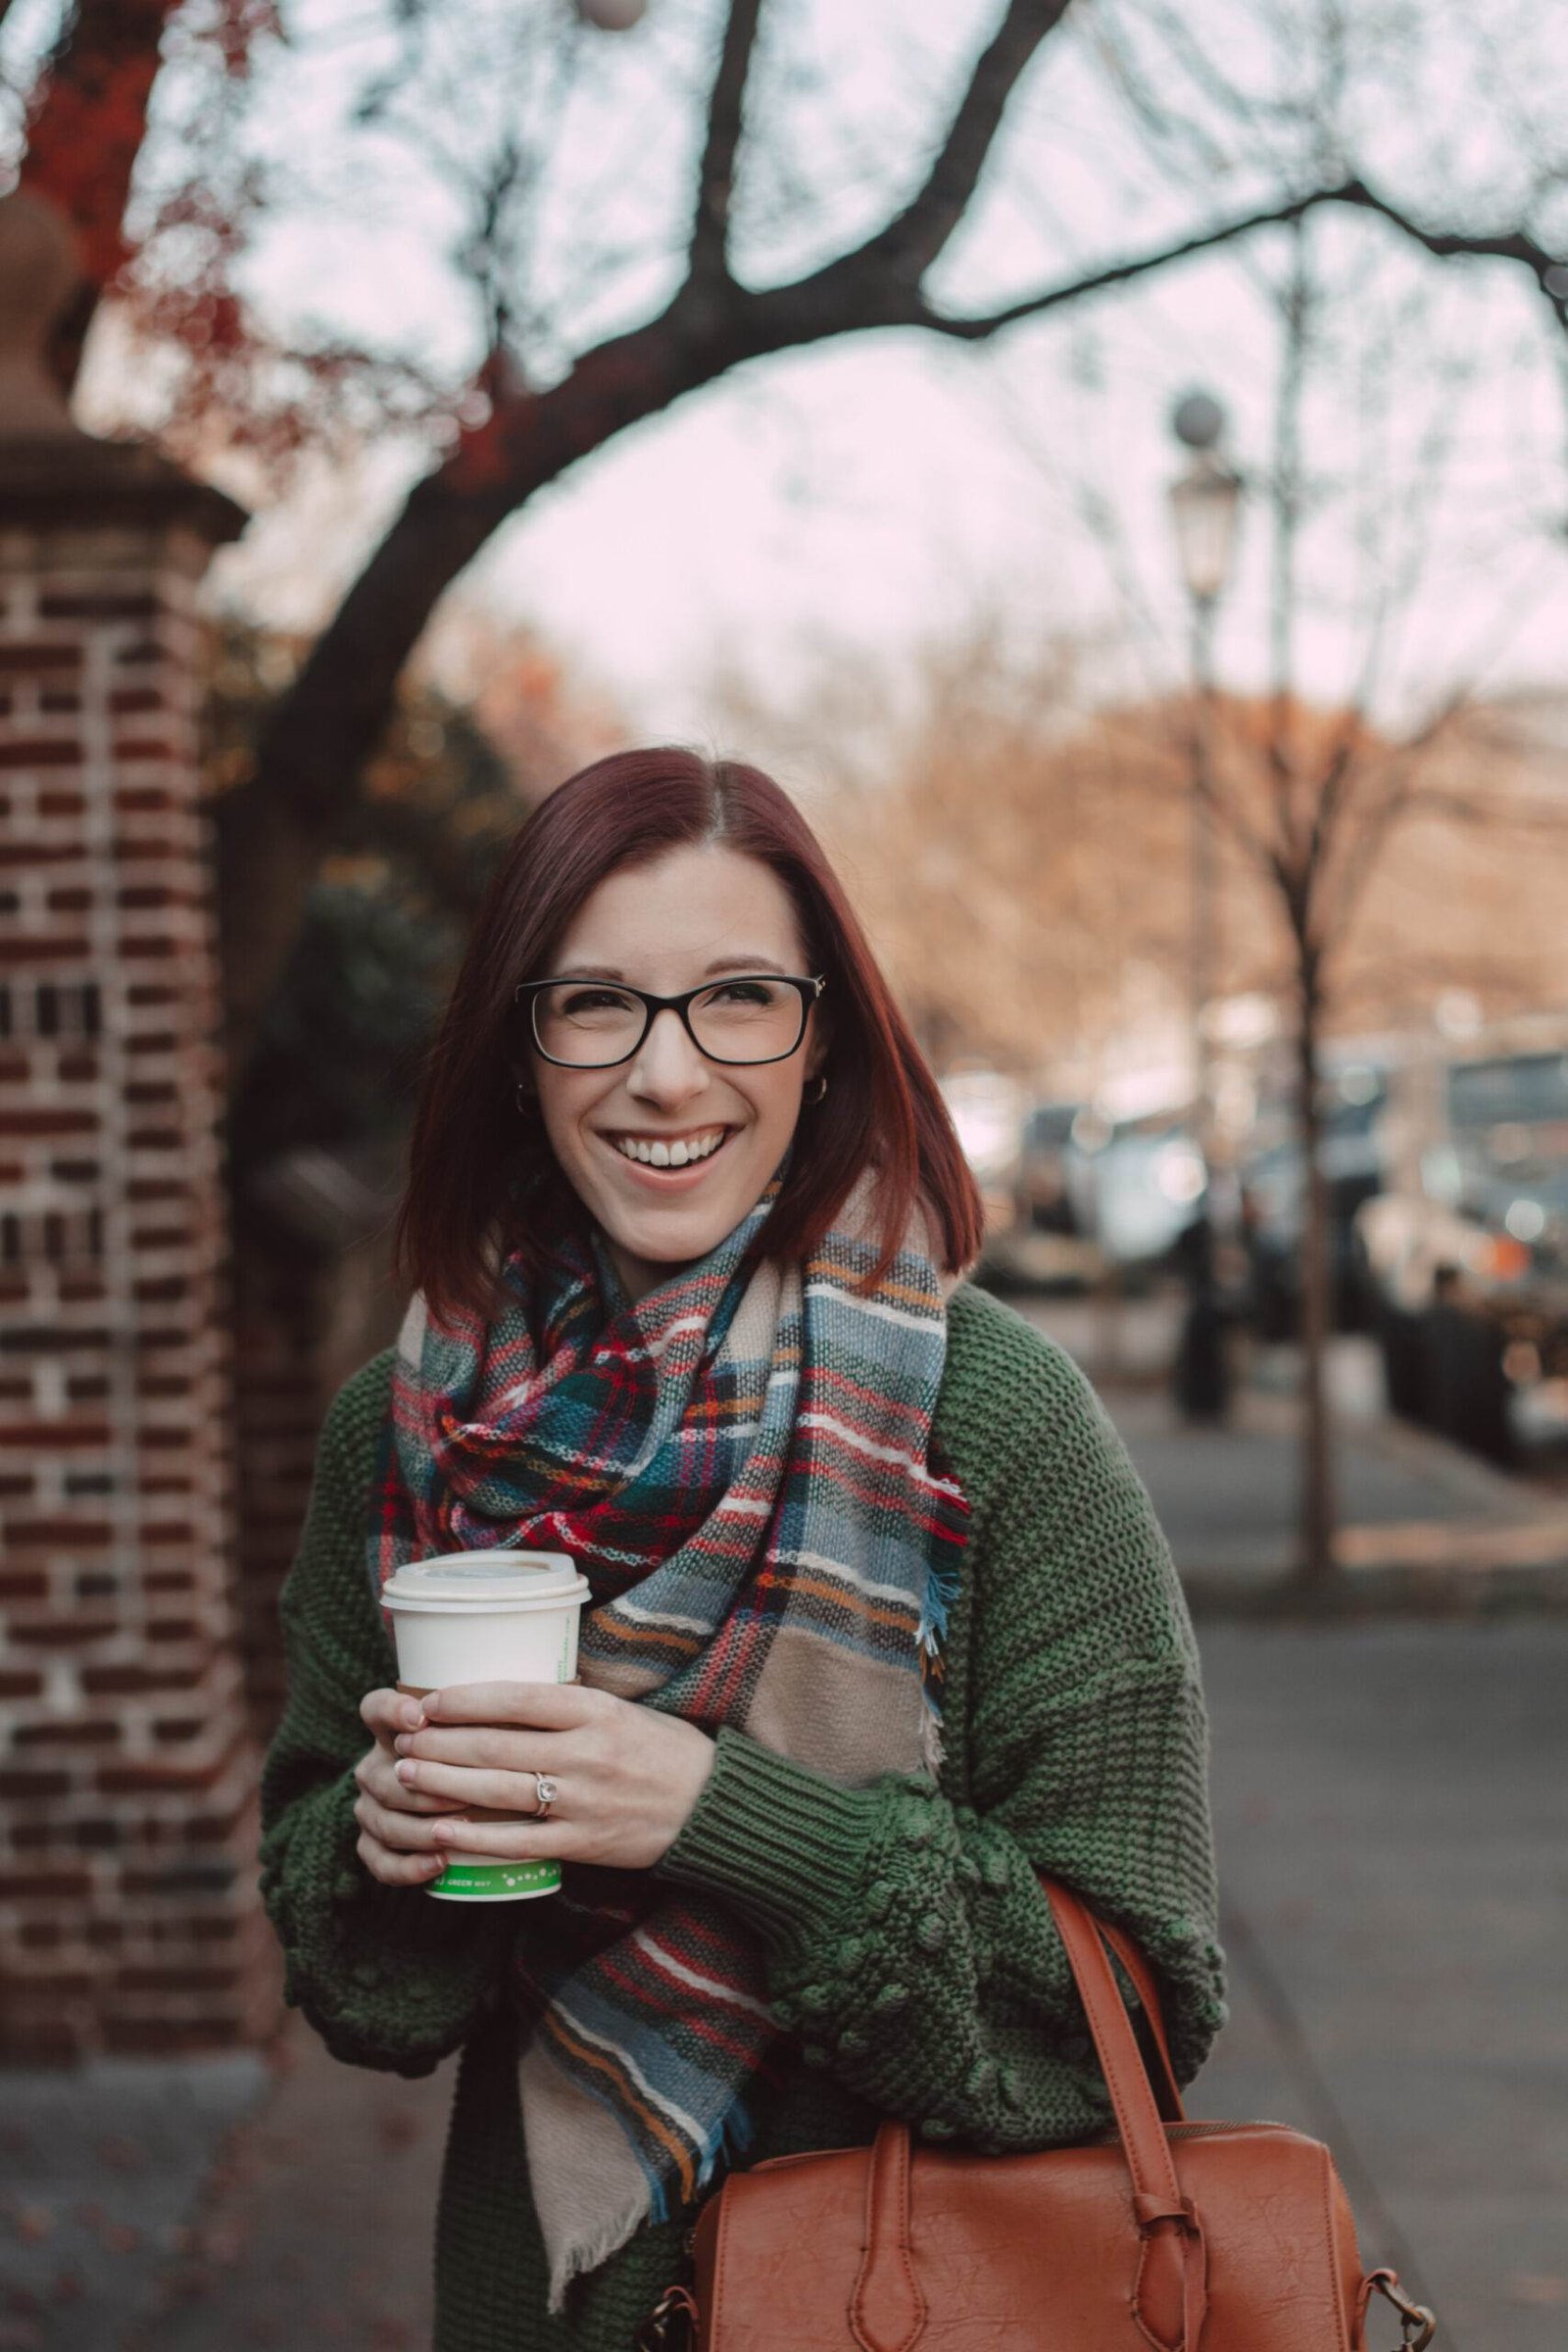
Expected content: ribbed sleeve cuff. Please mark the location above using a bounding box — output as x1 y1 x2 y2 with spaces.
655 1727 881 1949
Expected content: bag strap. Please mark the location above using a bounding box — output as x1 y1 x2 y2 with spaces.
1044 1882 1208 2352
1088 1907 1185 2126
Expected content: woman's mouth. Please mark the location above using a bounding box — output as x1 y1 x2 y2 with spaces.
603 1124 734 1178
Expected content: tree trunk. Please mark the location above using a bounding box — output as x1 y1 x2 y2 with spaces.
1294 960 1340 1589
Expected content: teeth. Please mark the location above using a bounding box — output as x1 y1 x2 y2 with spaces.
612 1128 726 1168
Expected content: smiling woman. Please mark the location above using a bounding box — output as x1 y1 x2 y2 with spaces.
511 849 832 1302
258 746 1226 2352
392 745 978 1320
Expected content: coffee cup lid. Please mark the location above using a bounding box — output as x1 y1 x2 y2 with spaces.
381 1549 588 1608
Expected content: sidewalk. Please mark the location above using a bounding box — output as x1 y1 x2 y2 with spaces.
0 2029 448 2350
1017 1294 1568 1612
1197 1622 1568 2352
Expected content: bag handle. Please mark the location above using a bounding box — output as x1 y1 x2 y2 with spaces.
1044 1883 1207 2352
851 1881 1205 2352
1090 1907 1185 2125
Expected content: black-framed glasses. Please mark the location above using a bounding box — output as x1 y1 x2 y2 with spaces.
514 973 826 1070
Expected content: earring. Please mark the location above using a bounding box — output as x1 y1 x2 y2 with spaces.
804 1074 828 1105
514 1083 531 1113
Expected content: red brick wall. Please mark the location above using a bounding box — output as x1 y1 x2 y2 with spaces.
0 518 273 2060
230 1220 405 1743
230 1241 331 1741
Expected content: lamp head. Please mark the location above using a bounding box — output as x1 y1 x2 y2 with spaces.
1171 390 1227 453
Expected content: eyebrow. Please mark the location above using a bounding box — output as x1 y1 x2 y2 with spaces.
549 956 792 981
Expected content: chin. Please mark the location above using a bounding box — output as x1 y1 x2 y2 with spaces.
618 1210 732 1264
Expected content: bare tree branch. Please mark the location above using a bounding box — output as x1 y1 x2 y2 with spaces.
1393 785 1568 834
1194 759 1294 886
901 180 1360 338
931 166 1568 356
208 4 1568 1084
1265 216 1310 865
855 0 1070 290
1335 174 1568 319
684 0 765 294
1320 726 1450 953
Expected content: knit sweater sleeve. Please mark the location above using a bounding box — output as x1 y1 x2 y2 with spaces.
655 1317 1226 2149
258 1356 514 2076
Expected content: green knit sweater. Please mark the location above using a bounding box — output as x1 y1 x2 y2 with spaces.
260 1282 1225 2352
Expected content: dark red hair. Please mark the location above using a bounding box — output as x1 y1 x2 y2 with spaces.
395 747 982 1318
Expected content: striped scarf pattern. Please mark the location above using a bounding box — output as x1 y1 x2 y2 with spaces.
371 1175 968 2307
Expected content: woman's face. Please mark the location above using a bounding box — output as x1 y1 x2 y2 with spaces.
528 843 827 1304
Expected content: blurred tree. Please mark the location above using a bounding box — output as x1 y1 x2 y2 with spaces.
9 0 1568 1089
733 626 1191 1076
9 0 185 389
791 610 1567 1586
1178 213 1568 1590
202 621 510 1245
200 612 610 1265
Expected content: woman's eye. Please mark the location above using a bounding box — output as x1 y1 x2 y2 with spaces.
562 988 635 1015
710 980 776 1006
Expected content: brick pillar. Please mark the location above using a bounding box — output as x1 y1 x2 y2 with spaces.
0 193 270 2059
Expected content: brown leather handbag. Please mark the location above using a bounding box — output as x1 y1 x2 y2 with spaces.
638 1880 1436 2352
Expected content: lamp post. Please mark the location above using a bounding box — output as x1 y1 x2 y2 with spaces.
1167 390 1244 1421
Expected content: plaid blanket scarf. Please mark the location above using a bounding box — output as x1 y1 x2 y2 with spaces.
370 1174 968 2307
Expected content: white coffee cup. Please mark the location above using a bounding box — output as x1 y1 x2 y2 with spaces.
381 1549 591 1902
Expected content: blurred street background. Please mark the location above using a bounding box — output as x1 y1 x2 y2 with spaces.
3 0 1568 2344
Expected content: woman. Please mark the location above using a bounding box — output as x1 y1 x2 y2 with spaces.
260 747 1225 2352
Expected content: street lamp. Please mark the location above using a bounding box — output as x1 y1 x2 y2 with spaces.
1167 389 1244 1421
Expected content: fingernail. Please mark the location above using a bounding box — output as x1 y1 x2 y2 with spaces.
395 1759 416 1785
400 1701 425 1731
422 1693 442 1720
393 1734 412 1756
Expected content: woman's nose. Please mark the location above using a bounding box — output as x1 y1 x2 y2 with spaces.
626 1007 710 1101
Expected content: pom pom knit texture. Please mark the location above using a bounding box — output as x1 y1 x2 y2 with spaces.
260 1284 1226 2352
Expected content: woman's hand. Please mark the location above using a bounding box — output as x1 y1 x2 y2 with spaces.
353 1689 455 1887
388 1681 717 1872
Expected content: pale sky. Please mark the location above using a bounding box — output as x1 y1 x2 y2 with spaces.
10 0 1568 750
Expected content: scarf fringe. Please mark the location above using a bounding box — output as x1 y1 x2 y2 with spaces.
547 2189 650 2316
545 2094 757 2314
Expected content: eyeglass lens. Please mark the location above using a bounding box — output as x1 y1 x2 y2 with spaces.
531 979 807 1067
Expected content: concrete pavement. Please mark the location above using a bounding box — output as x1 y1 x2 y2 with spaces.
5 1623 1561 2350
1198 1623 1568 2352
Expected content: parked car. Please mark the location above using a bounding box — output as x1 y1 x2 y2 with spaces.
1075 1113 1207 1285
1015 1102 1082 1236
1353 1036 1568 1463
1237 1064 1388 1341
981 1100 1105 1290
939 1065 1027 1258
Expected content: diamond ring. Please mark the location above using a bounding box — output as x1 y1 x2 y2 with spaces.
532 1774 559 1822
